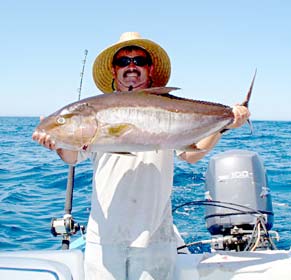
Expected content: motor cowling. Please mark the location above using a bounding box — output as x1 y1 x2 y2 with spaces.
204 150 274 236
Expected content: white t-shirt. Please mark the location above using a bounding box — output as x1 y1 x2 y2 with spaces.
78 150 177 248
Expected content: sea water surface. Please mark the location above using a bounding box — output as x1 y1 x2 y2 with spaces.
0 117 290 252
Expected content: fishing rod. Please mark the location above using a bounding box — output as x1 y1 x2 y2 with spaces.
65 49 88 215
51 49 88 250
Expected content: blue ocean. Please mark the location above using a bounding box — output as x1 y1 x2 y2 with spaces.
0 117 290 252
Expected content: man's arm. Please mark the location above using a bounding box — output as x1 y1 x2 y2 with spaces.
179 132 221 163
180 105 251 164
32 131 78 164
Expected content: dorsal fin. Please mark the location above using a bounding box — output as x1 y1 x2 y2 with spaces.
133 86 180 95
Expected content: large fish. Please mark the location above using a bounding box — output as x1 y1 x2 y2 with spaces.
34 74 255 153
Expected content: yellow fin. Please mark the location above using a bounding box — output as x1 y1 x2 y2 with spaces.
108 124 133 137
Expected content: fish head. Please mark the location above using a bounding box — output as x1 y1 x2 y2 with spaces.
36 102 98 150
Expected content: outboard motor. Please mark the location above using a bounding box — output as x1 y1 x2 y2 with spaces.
204 150 275 251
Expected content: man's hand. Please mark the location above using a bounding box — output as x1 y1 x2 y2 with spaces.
32 117 78 164
32 130 78 164
32 116 56 150
32 130 56 150
227 105 251 129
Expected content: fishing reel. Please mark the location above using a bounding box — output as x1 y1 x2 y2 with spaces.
51 214 85 237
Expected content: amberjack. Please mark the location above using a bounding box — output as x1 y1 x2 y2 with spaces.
34 74 255 153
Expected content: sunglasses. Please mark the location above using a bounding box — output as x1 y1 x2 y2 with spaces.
113 56 150 67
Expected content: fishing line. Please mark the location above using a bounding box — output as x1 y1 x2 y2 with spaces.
172 200 265 217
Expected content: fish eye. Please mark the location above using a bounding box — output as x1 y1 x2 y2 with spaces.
56 117 66 125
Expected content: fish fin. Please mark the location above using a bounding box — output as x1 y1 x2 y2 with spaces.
139 87 180 95
108 152 136 156
241 69 257 108
107 124 134 137
238 69 256 135
248 119 254 135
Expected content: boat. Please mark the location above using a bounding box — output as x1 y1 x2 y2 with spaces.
1 149 290 279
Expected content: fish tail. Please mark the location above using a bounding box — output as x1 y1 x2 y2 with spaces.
242 69 257 134
241 69 257 108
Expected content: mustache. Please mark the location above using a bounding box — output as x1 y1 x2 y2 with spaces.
123 69 141 78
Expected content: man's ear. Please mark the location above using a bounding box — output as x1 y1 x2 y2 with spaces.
111 67 117 78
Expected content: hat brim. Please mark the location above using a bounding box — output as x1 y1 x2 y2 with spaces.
92 38 171 93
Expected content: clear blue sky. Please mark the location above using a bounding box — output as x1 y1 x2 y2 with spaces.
1 1 290 120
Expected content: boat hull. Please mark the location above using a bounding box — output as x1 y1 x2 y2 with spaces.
1 249 291 279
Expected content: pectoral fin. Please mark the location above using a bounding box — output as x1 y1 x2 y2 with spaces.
108 152 136 157
107 124 134 137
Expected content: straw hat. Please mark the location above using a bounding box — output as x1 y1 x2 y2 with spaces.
92 32 171 93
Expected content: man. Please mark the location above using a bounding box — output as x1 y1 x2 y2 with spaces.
33 32 250 279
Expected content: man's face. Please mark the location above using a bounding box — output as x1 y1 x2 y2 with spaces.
112 48 154 91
